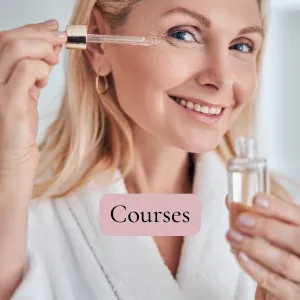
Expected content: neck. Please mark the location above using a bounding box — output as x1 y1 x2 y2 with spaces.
124 126 194 194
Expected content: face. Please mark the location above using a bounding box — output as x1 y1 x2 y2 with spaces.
103 0 263 153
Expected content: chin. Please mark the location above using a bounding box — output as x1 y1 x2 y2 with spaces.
175 133 223 154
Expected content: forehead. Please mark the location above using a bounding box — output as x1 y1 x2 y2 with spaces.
128 0 262 31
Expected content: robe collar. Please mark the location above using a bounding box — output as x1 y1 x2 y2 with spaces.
65 151 253 300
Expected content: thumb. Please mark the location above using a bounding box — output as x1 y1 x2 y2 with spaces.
41 19 58 29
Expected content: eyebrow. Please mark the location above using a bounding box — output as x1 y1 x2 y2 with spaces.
161 7 264 38
239 26 264 38
161 7 211 28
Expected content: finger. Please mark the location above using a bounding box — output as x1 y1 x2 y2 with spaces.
227 230 300 283
0 22 66 53
266 293 280 300
234 212 300 257
255 286 267 300
36 19 59 29
6 59 51 101
35 78 49 89
0 21 58 41
0 38 59 83
54 45 63 56
256 287 280 300
236 251 300 300
252 193 300 226
34 45 62 89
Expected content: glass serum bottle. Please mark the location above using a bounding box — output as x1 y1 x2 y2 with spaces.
227 137 269 227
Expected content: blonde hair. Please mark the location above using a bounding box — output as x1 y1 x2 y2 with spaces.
33 0 290 201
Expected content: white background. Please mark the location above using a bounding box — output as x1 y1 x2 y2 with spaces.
1 0 300 181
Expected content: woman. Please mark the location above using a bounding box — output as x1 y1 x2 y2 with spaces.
1 0 300 299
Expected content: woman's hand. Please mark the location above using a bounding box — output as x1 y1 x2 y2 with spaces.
0 20 66 299
226 193 300 300
0 20 66 187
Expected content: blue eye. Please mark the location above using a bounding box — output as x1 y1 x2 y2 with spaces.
230 43 253 53
170 31 195 42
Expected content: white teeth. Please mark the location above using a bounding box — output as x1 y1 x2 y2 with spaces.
209 107 216 115
172 96 223 115
201 106 209 114
186 101 194 110
215 107 222 114
194 104 201 112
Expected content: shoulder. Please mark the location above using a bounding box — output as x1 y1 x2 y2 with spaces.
27 173 126 238
13 181 113 300
26 197 71 249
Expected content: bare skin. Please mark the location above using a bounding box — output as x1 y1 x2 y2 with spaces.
0 20 66 299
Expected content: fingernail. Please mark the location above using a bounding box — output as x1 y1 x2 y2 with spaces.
238 251 250 262
254 196 270 210
42 19 57 26
56 31 67 39
227 229 244 243
238 214 256 228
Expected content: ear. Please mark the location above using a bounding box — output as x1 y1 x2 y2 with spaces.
85 6 111 76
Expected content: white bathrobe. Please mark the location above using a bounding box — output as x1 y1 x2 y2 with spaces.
11 151 260 300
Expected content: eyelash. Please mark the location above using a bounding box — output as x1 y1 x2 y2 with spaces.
229 40 255 53
167 28 256 53
167 27 199 44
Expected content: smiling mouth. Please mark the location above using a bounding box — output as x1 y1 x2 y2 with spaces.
170 96 224 115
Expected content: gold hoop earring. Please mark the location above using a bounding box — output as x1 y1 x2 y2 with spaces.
95 75 109 95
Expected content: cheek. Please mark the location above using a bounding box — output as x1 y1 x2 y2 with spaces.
111 47 194 93
224 61 257 129
109 47 196 124
109 48 166 131
234 61 257 106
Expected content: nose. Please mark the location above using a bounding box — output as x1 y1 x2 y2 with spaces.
196 49 234 91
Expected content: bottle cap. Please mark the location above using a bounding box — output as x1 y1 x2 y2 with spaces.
66 25 87 50
235 136 257 159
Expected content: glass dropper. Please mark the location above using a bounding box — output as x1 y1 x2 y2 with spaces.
88 34 158 46
57 31 158 46
57 25 158 50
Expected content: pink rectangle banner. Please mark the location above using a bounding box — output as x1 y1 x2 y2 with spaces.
100 194 201 236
